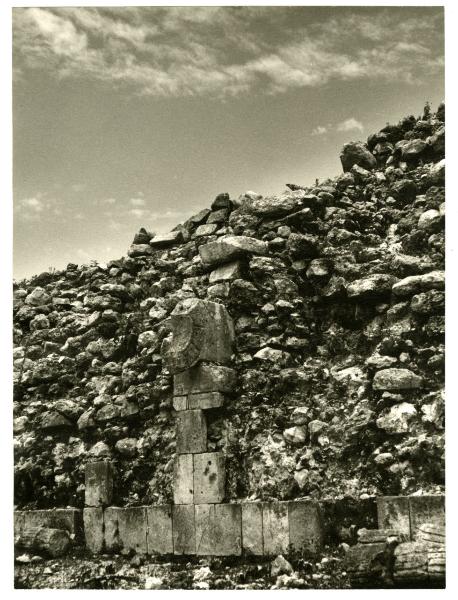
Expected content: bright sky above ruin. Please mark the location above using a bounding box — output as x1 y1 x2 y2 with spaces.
13 5 444 279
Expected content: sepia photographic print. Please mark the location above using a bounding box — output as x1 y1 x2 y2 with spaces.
9 1 449 592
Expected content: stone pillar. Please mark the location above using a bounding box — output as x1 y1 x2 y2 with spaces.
161 299 235 533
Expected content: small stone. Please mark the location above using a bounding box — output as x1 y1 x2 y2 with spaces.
195 223 218 237
291 407 309 425
271 555 294 578
376 402 417 433
283 426 306 445
392 271 444 297
418 209 442 232
145 576 164 590
373 368 422 391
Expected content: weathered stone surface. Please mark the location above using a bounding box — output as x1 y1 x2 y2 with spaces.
376 403 417 433
377 496 411 538
173 505 196 555
172 396 188 411
392 271 445 297
416 522 445 547
195 503 242 556
347 274 397 301
104 507 122 552
393 541 429 584
173 363 236 396
188 392 225 410
149 230 183 247
340 142 377 172
288 500 323 555
105 507 147 555
199 235 267 267
345 542 388 587
242 190 305 218
242 503 263 556
173 454 194 504
373 368 422 391
83 507 104 554
14 509 83 541
209 261 242 284
176 409 207 454
85 461 113 507
207 207 229 223
195 223 218 237
128 244 153 258
409 496 445 540
193 452 225 504
161 298 234 374
146 505 173 555
357 528 408 544
262 501 289 555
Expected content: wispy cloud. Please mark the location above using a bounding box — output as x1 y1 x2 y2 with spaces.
337 118 364 133
311 125 328 136
13 7 443 98
129 197 145 207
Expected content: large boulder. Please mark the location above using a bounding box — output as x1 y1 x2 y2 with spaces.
199 235 267 267
340 142 377 172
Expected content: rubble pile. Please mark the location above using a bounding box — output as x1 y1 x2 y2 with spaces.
14 103 445 529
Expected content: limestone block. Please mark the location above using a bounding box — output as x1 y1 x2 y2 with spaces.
209 261 242 284
193 452 225 504
188 392 225 410
195 503 242 556
14 509 83 541
377 496 411 538
195 223 218 237
176 409 207 454
173 505 196 555
199 235 268 267
409 496 445 540
393 541 429 585
242 502 264 555
417 523 445 548
345 542 388 587
149 230 183 248
173 454 194 504
120 507 148 555
173 396 188 411
174 364 236 396
85 461 113 507
262 501 289 555
84 507 104 554
146 505 173 555
104 507 122 553
161 298 234 374
288 500 324 555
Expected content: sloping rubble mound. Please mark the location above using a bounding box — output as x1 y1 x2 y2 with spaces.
13 103 445 521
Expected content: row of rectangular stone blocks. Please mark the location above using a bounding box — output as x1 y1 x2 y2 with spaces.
84 500 323 557
377 495 445 540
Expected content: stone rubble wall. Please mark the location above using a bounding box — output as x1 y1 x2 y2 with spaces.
13 103 445 543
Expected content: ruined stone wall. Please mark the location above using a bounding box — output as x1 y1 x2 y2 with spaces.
13 103 445 536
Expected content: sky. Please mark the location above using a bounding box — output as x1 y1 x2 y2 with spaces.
12 5 444 280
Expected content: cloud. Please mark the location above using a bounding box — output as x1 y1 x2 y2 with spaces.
337 118 364 133
101 197 117 205
311 125 328 136
13 7 443 97
129 208 146 218
129 197 145 207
